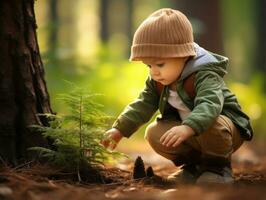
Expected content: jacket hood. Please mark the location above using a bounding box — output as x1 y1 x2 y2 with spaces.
179 43 229 80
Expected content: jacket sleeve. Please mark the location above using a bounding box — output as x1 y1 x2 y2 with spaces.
112 76 159 138
182 70 225 135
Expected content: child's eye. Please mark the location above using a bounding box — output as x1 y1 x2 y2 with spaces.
146 64 151 68
157 63 165 67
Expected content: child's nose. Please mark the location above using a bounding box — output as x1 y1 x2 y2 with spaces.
150 66 160 76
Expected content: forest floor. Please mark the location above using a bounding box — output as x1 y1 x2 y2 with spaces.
0 140 266 200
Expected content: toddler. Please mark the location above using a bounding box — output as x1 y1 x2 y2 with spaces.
101 8 253 184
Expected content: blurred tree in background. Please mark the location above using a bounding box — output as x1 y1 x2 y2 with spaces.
35 0 266 139
256 0 266 89
48 0 59 60
171 0 224 54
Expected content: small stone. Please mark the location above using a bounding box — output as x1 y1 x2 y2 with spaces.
123 187 137 192
105 192 119 199
162 189 178 194
0 186 13 196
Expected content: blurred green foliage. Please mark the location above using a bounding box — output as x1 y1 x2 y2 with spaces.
229 75 266 138
37 0 266 139
43 46 151 139
44 51 266 140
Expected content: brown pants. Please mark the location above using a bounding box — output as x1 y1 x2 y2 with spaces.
145 115 244 166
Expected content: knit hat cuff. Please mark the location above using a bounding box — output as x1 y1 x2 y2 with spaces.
130 42 196 61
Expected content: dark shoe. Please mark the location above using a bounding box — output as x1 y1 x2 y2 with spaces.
196 166 234 184
167 164 200 184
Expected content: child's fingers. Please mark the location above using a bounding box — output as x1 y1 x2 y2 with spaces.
161 131 174 146
100 138 110 148
109 142 117 150
160 130 170 143
172 137 183 147
165 135 178 147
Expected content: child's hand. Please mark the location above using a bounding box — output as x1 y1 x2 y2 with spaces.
160 125 195 148
101 128 123 150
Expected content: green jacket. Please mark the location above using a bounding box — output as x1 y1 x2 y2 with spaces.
113 44 253 140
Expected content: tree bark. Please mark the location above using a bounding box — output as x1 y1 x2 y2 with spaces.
0 0 53 164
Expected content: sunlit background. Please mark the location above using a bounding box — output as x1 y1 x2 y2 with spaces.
35 0 266 147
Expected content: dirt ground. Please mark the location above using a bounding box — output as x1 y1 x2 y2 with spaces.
0 141 266 200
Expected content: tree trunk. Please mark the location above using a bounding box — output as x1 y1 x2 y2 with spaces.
0 0 53 164
49 0 59 59
256 0 266 91
171 0 224 54
100 0 109 43
125 0 133 56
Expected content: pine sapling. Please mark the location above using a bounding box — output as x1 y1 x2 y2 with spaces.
30 86 124 181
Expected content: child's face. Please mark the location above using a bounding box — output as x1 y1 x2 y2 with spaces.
142 57 188 86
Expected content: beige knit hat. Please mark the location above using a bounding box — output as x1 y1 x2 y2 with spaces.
130 8 196 61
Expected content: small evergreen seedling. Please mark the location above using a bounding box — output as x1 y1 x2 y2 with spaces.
30 85 124 181
133 156 146 179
